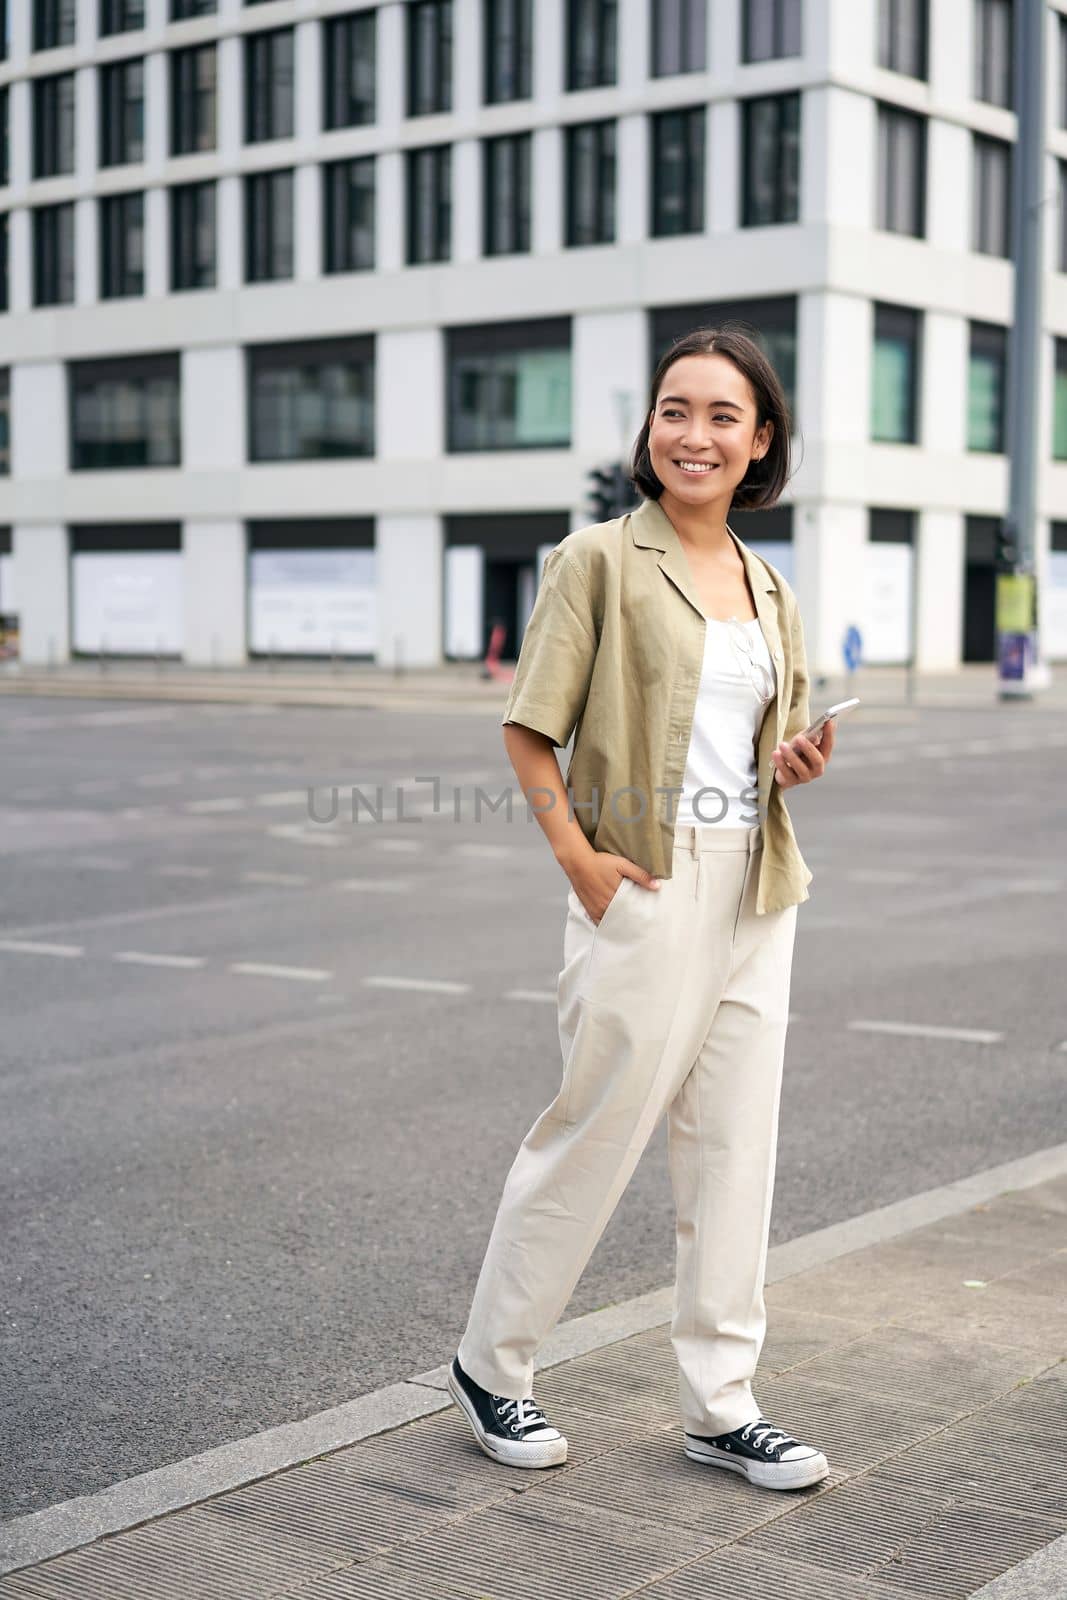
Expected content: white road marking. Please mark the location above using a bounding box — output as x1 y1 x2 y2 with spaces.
242 871 309 886
506 989 556 1003
113 952 206 969
253 790 308 808
186 797 247 813
136 772 184 788
334 878 412 893
0 939 84 958
267 823 342 849
372 839 423 853
155 865 212 879
848 1020 1003 1044
363 976 470 994
847 868 920 885
452 842 515 859
230 962 332 983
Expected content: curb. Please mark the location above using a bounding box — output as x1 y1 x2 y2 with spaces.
3 1138 1066 1578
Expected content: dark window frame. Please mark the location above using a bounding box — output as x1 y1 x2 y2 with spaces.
32 200 76 305
742 0 803 63
967 319 1008 453
877 0 928 78
484 0 533 103
244 167 295 282
650 105 705 237
99 57 145 167
99 0 145 37
170 42 217 155
871 301 922 445
32 72 76 178
876 101 926 237
972 132 1011 257
407 0 452 116
564 117 616 246
973 0 1013 109
483 131 532 256
323 11 376 130
244 26 295 144
446 316 573 453
33 0 76 51
566 0 617 90
741 92 801 227
246 335 375 463
405 143 451 264
69 351 181 471
322 155 376 274
99 189 145 298
170 179 216 291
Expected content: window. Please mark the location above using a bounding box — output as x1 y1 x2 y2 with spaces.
0 215 7 312
33 202 76 304
406 144 450 263
100 191 144 296
408 0 452 115
1053 339 1067 460
878 0 927 78
171 44 216 154
565 119 615 245
1061 14 1067 130
567 0 616 90
323 156 375 273
34 0 76 50
171 180 215 290
967 321 1007 452
447 318 571 450
100 0 145 36
741 94 800 226
973 0 1012 108
1060 161 1067 274
248 337 374 462
70 353 181 470
871 304 920 443
171 0 215 17
651 0 706 76
33 73 75 178
742 0 802 62
651 296 798 420
0 86 7 185
0 371 9 474
245 28 294 143
99 58 144 166
973 134 1011 257
651 107 705 236
876 104 925 236
483 132 531 255
484 0 532 103
323 12 376 129
244 168 293 281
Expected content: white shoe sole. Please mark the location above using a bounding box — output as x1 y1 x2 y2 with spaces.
684 1436 829 1490
447 1368 568 1469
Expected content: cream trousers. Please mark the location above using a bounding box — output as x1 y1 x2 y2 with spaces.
457 820 798 1435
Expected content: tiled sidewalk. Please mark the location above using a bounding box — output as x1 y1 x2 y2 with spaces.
1 1177 1064 1598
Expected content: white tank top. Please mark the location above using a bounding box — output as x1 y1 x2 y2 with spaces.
674 617 777 829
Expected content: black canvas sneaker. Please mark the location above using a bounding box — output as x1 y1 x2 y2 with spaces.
684 1415 829 1490
448 1355 567 1469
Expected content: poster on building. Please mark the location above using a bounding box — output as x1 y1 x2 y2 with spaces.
72 554 185 655
863 542 912 664
248 549 377 656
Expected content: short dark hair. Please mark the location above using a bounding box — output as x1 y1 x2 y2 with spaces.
629 323 793 511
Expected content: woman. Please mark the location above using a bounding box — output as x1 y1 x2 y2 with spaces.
448 325 836 1492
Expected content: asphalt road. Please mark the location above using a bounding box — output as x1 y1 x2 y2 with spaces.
2 692 1065 1520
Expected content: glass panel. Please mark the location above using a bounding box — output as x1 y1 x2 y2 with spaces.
871 335 912 440
968 350 1002 451
1054 358 1067 460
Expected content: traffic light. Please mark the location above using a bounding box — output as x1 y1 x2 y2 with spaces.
995 522 1019 574
586 462 634 522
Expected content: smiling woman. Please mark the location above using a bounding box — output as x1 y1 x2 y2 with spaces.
450 321 835 1492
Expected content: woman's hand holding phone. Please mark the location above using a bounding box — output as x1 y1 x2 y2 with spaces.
770 715 835 787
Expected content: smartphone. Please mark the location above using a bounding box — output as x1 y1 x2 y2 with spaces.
799 697 860 743
769 698 860 771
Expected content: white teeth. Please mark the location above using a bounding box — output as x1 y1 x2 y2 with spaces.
677 462 716 474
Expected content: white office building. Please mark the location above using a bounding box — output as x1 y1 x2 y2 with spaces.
2 0 1067 673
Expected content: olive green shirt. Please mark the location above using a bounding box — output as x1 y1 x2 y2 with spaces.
501 493 814 915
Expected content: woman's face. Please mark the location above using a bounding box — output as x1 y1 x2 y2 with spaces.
646 352 773 511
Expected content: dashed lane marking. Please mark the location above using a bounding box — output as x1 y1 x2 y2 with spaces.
848 1020 1003 1044
363 976 470 994
113 952 206 969
230 962 332 983
0 939 84 958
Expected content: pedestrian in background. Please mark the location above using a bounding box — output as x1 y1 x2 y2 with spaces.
449 325 837 1491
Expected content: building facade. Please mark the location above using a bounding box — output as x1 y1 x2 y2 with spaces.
2 0 1067 672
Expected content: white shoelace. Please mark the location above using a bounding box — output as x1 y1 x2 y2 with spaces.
495 1395 545 1433
740 1418 796 1453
